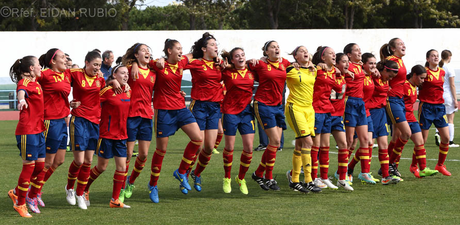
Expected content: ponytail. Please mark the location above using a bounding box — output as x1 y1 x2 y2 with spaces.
10 56 36 83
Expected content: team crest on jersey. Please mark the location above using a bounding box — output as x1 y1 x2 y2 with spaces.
150 76 155 83
164 70 169 75
280 64 285 71
180 69 183 75
126 92 131 98
249 73 254 80
96 80 101 87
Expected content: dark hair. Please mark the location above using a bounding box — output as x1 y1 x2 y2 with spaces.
376 60 398 73
312 46 330 65
379 38 399 61
362 53 375 64
39 48 59 68
289 46 307 63
92 49 101 54
163 39 180 58
10 56 36 83
191 32 216 59
439 50 452 68
407 64 427 79
67 58 72 62
122 43 149 66
85 51 102 64
102 50 113 61
343 43 357 55
425 49 437 67
221 47 244 67
261 40 277 56
116 56 122 64
335 53 346 64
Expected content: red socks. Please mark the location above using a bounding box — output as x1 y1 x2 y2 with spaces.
254 150 268 178
238 151 252 180
129 157 147 184
223 148 234 179
390 137 408 164
310 146 319 180
122 160 130 188
319 147 330 180
194 150 212 177
76 163 91 196
378 149 390 177
67 160 81 190
438 142 449 166
264 145 278 180
85 166 103 192
112 170 125 200
359 147 370 173
29 161 45 198
149 149 166 187
179 140 202 174
16 162 35 205
214 133 223 149
338 149 348 180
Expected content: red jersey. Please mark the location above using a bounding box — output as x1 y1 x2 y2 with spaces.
221 68 255 114
403 80 418 122
387 55 407 98
363 75 375 116
127 65 155 119
251 58 290 106
368 76 389 109
150 57 188 110
37 68 71 120
185 58 223 102
331 75 346 116
419 67 445 104
70 69 106 124
313 67 336 113
15 79 45 135
345 62 365 98
99 86 131 140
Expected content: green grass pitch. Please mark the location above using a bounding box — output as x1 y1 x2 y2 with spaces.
1 119 459 224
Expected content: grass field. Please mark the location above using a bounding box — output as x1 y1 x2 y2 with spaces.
1 119 460 224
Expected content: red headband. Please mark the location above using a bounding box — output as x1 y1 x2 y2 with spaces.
384 65 398 72
321 47 329 58
50 50 59 65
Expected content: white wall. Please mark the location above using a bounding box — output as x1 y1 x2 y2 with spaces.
1 29 460 83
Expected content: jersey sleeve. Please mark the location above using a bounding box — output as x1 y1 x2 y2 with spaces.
99 87 112 103
16 80 29 98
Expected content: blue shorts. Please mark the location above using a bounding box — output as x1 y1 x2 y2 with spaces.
44 118 68 154
189 100 221 130
409 122 421 134
344 97 367 127
127 117 153 142
155 108 196 138
254 101 286 130
353 115 374 139
367 116 374 133
370 108 389 138
386 96 407 125
70 116 99 151
330 116 345 132
97 139 127 159
223 104 255 136
418 102 448 130
16 132 46 161
314 113 332 134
